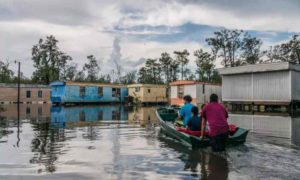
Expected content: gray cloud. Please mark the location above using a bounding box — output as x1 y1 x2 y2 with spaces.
1 0 299 77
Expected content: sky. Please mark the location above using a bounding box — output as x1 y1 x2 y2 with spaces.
0 0 300 77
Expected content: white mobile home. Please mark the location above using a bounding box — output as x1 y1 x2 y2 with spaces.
169 80 222 106
219 62 300 106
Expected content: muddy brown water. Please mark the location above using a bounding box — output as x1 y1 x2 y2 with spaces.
0 104 299 180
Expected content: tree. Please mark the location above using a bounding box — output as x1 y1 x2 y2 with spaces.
266 45 282 63
159 52 173 84
170 59 180 82
278 35 300 63
74 70 85 82
63 63 78 81
145 58 162 84
120 71 137 84
210 70 222 83
174 50 190 80
194 49 215 82
137 67 148 83
59 53 73 80
206 29 243 67
241 33 264 64
98 74 111 83
0 60 14 83
83 55 100 82
31 35 72 84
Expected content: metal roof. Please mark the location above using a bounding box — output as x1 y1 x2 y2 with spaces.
218 62 300 75
127 83 167 88
0 83 49 88
169 80 221 86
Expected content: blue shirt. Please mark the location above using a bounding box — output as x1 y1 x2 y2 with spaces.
187 116 201 131
180 103 194 127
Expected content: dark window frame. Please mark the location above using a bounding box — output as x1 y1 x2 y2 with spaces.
80 86 86 97
135 87 140 92
177 85 184 98
98 87 103 97
202 84 205 94
112 88 121 97
38 90 43 98
26 91 31 98
148 89 151 93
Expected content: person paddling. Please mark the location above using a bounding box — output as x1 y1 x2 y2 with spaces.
200 94 229 152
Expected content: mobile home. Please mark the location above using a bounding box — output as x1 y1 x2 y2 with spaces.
169 80 222 106
50 81 128 105
0 83 50 104
218 62 300 110
127 84 168 104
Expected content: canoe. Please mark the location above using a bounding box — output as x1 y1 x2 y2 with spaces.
156 107 249 148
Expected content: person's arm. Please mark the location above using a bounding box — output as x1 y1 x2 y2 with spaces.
200 117 206 138
200 107 206 138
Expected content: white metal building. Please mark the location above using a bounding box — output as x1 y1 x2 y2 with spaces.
219 62 300 105
169 80 222 106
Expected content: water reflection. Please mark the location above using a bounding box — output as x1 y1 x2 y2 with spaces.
50 105 129 129
0 104 300 179
229 113 300 146
158 135 229 179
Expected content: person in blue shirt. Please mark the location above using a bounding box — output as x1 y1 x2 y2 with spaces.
179 95 195 127
187 106 201 131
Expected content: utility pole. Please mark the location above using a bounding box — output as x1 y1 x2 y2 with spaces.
17 61 20 105
15 61 21 147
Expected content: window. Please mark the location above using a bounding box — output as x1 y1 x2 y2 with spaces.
79 110 86 121
135 87 140 92
26 107 31 115
112 88 120 97
38 90 43 98
26 91 31 98
98 111 103 120
112 111 120 120
148 89 151 93
80 86 85 97
38 107 42 116
202 84 205 94
177 86 184 98
98 87 103 97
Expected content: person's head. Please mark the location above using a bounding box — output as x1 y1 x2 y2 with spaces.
191 106 199 116
183 95 192 104
210 94 219 103
200 104 205 110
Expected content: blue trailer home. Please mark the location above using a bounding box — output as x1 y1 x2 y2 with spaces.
50 81 128 105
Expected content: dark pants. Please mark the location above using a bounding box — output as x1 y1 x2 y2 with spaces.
210 132 228 152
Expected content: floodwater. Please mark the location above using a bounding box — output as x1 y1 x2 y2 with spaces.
0 104 299 180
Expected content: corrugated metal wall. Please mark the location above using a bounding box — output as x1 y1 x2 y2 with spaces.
223 71 292 102
292 71 300 101
222 74 252 101
196 84 222 104
170 86 177 98
253 71 291 102
184 84 196 98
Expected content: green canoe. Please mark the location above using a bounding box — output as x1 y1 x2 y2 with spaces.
156 107 249 148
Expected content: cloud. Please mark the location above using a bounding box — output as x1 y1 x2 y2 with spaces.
119 0 300 32
1 0 299 77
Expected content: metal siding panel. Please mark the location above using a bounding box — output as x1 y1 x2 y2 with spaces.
253 71 290 101
170 86 177 98
222 74 252 101
184 85 196 98
292 71 300 101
